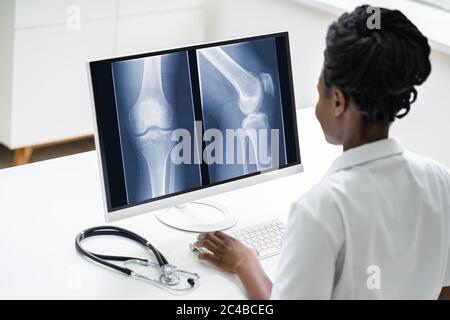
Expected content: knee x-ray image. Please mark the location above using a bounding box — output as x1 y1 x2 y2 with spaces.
197 38 287 184
99 35 295 209
112 52 202 204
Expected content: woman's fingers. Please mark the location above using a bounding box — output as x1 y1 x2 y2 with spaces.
213 230 234 241
196 238 222 254
198 232 224 246
198 252 218 266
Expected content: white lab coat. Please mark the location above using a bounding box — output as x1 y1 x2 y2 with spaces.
271 139 450 299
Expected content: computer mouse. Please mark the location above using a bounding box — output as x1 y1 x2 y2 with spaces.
190 242 208 254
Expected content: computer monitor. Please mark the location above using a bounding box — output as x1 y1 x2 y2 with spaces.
88 32 302 232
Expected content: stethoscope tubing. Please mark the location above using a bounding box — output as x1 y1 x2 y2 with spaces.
75 226 168 275
75 225 199 293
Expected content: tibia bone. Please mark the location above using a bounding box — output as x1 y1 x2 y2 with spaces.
200 47 270 114
133 130 174 198
241 113 272 172
127 56 175 198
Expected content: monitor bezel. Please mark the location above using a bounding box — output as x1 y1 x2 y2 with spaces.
87 31 303 222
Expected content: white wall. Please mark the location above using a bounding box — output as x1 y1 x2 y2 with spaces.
204 0 335 109
391 49 450 167
205 0 450 167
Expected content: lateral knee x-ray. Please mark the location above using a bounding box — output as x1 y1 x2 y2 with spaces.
112 38 288 204
197 39 286 183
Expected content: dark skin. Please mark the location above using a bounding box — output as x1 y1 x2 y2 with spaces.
195 70 450 300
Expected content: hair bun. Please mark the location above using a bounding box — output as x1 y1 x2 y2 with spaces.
324 5 431 124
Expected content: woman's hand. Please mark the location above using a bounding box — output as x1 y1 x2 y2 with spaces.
194 231 273 299
194 231 259 274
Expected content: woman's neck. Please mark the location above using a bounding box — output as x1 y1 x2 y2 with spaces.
342 122 390 151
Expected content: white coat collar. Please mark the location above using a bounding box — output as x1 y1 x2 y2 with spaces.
325 138 404 177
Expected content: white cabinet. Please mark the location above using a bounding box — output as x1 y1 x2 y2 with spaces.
117 0 205 16
11 21 116 147
0 0 206 158
14 0 116 29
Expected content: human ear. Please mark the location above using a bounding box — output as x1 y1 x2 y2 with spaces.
332 88 347 117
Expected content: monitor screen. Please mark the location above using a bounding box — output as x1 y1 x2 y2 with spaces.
89 32 300 213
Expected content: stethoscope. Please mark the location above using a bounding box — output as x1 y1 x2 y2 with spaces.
75 226 200 294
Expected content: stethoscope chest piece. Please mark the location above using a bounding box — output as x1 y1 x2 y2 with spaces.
124 259 199 292
160 273 180 286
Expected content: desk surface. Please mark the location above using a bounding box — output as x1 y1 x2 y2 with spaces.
0 108 340 299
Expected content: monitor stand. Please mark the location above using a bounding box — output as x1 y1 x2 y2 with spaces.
155 200 238 233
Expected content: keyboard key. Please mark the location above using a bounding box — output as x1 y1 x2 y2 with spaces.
228 219 285 260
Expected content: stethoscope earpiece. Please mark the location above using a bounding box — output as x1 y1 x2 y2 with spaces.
187 278 196 287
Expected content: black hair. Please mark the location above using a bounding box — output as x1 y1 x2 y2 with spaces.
323 5 431 124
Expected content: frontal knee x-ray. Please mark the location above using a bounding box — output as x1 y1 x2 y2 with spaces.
197 38 287 184
112 53 202 204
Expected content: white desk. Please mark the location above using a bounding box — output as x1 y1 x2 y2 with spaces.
0 108 340 299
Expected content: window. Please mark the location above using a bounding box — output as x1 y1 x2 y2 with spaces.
413 0 450 11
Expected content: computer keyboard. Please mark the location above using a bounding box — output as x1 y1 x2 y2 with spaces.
228 219 285 260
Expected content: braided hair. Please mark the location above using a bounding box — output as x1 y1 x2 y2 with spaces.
323 5 431 124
